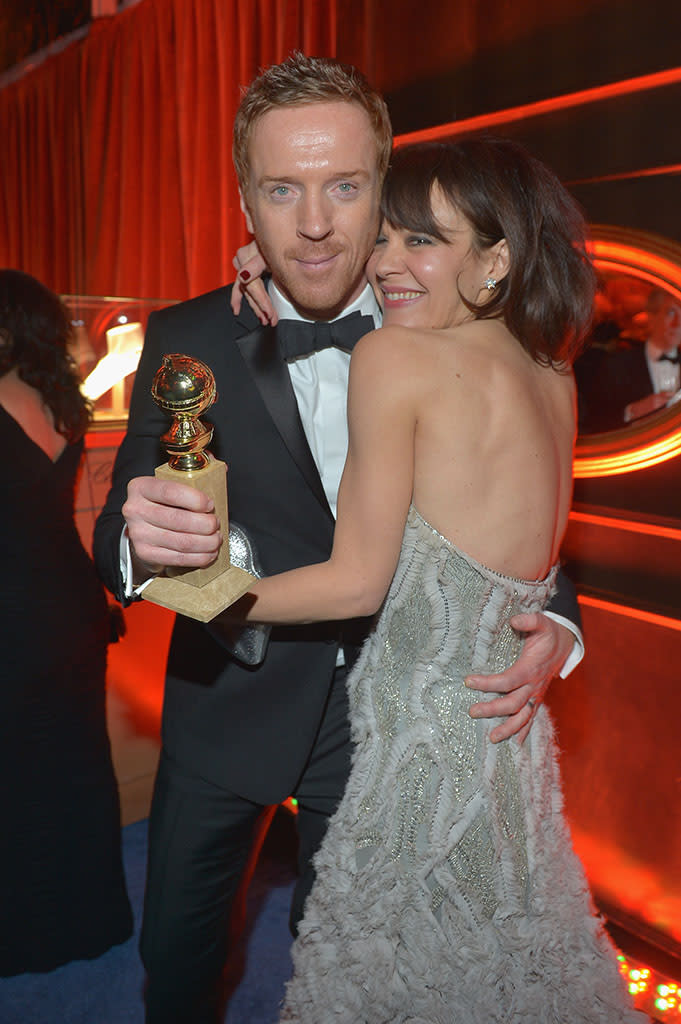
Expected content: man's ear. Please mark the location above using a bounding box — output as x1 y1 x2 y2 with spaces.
488 238 510 284
239 188 255 235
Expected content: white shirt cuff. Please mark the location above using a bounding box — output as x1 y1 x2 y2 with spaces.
544 611 584 678
120 525 156 598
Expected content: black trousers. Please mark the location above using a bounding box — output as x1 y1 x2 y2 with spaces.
140 665 352 1024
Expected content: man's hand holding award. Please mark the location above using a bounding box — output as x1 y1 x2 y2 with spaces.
141 353 255 622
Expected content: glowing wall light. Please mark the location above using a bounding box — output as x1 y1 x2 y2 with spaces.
81 321 144 417
574 228 681 477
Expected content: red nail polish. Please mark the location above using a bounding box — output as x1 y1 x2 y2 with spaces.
240 269 251 281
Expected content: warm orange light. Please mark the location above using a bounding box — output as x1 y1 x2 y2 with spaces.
569 509 681 541
572 163 681 186
395 67 681 146
574 430 681 476
578 593 681 633
590 241 681 300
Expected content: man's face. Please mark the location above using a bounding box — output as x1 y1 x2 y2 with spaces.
240 101 381 320
648 296 681 352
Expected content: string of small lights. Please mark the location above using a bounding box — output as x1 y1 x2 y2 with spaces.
617 952 680 1020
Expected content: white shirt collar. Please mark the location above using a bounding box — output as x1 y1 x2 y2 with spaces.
646 338 678 362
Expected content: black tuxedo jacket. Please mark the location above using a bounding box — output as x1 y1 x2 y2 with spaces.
94 284 581 804
616 345 655 405
589 344 654 432
94 286 369 803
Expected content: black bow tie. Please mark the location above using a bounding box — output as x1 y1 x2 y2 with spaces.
658 351 679 363
277 311 374 361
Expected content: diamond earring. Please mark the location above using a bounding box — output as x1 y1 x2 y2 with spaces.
484 277 497 292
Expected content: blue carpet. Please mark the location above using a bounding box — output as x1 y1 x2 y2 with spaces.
0 814 295 1023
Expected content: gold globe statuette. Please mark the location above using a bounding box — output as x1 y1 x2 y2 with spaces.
141 354 255 621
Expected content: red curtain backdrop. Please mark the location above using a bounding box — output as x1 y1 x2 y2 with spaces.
0 0 338 300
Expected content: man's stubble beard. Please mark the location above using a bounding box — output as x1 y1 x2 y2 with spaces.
267 249 368 321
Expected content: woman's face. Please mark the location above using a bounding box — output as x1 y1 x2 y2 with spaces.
366 187 498 330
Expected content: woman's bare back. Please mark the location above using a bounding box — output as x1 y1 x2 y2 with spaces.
405 319 575 582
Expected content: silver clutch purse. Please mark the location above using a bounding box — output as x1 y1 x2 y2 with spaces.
206 522 271 666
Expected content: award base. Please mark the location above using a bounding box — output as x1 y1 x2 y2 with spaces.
142 458 255 623
142 564 254 622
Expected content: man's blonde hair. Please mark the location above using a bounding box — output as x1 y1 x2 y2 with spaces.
233 52 392 193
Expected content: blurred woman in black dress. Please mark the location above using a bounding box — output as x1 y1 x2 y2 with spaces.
0 269 132 974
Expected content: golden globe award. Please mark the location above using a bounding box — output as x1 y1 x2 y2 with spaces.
141 354 255 622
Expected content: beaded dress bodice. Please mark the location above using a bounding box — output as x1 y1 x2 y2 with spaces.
348 505 557 926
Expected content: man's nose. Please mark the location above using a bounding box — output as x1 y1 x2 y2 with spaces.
297 193 333 240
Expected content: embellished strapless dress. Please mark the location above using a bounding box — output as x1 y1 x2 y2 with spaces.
279 506 647 1023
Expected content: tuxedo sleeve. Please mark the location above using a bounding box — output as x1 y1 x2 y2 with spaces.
543 568 584 678
92 310 170 605
546 567 581 631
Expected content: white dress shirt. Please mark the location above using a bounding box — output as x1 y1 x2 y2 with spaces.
646 340 680 395
270 281 381 517
622 340 680 423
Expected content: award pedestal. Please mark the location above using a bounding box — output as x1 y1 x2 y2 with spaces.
143 458 254 622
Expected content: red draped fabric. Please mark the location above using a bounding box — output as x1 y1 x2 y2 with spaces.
0 0 338 300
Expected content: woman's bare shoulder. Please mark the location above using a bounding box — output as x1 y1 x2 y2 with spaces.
354 323 424 354
351 324 433 377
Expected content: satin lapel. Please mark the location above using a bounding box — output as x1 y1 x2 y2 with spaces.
236 325 332 518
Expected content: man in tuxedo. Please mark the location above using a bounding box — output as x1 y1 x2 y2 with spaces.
595 288 681 429
94 53 583 1024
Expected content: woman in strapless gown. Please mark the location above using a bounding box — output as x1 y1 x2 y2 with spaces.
234 139 649 1022
0 270 132 975
277 507 644 1022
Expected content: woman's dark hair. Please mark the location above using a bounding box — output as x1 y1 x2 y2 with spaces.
0 269 91 442
381 137 596 365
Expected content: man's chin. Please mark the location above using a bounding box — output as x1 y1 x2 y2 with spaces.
277 277 361 322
